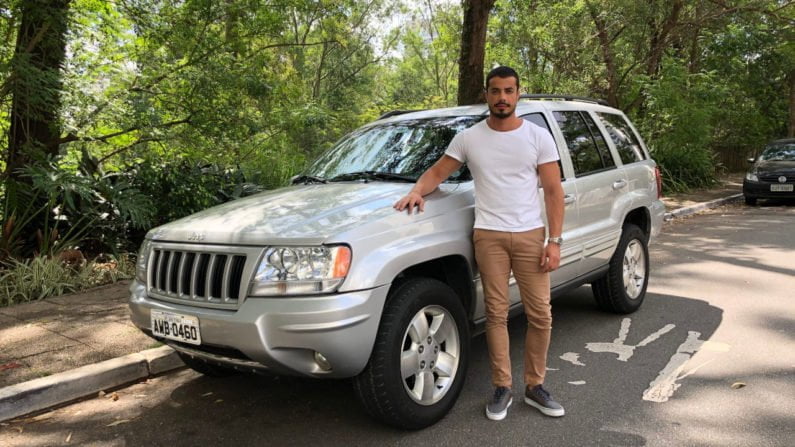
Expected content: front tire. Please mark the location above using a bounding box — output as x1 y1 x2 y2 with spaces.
592 223 649 314
353 278 470 430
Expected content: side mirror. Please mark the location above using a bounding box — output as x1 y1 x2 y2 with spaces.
746 157 756 164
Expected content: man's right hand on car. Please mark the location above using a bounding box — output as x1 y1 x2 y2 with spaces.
394 191 426 214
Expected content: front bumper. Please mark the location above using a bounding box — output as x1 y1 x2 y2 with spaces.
743 180 795 199
129 280 388 378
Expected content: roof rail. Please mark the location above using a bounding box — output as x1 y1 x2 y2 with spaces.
378 109 423 120
519 94 610 107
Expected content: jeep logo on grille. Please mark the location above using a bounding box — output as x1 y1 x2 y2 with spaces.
779 176 787 183
187 231 206 241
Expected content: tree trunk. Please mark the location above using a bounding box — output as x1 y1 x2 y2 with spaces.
789 68 795 138
457 0 495 106
4 0 70 181
586 1 619 108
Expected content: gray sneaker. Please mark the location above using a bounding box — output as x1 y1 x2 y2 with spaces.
485 386 513 421
524 384 565 417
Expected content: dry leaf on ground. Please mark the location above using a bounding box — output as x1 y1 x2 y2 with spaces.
731 382 746 389
106 419 131 427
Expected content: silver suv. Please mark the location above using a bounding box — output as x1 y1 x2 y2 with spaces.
129 95 664 429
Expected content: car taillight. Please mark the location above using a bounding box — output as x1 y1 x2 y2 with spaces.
654 166 663 199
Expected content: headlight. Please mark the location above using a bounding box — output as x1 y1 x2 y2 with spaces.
250 245 351 296
745 172 758 182
135 239 153 283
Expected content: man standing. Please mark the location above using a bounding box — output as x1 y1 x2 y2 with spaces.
394 66 565 420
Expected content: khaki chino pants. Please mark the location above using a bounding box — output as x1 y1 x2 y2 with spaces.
474 227 551 388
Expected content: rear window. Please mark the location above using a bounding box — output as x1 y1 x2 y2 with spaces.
597 113 647 164
553 111 615 176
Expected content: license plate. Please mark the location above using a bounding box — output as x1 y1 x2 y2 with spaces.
770 184 793 192
151 310 201 345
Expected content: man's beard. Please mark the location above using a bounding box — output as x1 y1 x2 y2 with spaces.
489 103 514 119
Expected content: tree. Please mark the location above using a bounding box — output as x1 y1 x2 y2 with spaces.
457 0 495 105
3 0 70 182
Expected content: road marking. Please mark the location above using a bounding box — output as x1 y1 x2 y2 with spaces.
585 318 675 361
568 380 586 385
560 352 585 366
643 331 705 402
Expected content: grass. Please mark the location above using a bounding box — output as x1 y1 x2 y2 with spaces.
0 254 135 307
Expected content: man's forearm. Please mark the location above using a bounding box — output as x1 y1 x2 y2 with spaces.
544 190 564 238
410 169 445 196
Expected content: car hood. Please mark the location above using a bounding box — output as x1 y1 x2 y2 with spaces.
147 182 423 245
754 160 795 175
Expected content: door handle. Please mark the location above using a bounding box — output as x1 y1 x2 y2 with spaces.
612 179 627 190
564 194 577 205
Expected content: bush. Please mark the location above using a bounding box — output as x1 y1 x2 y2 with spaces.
0 254 134 307
121 160 267 246
635 59 724 192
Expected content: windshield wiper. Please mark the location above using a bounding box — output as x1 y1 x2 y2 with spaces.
291 174 328 185
329 171 416 183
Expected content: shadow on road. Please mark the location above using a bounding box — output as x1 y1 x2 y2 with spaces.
5 290 734 447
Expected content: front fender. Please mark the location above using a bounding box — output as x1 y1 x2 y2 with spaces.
338 207 476 292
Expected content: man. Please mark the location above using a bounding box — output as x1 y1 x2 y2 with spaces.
393 66 565 420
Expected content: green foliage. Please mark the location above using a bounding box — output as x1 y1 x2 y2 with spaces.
489 0 792 188
122 160 267 235
14 157 155 255
1 0 793 264
0 254 134 306
636 60 724 192
0 256 78 306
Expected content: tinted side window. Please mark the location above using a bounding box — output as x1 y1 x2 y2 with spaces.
521 112 564 179
582 113 616 169
597 112 647 164
553 111 606 176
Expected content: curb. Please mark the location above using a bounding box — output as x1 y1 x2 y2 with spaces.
663 193 743 221
0 346 183 422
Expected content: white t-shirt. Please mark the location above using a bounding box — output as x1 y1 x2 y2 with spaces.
444 119 559 232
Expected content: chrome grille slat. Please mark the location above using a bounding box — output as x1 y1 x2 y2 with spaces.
176 252 187 296
166 251 177 293
148 247 250 309
205 254 217 300
190 253 201 298
221 256 232 301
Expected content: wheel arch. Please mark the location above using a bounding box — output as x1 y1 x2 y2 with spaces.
389 255 475 320
624 207 651 236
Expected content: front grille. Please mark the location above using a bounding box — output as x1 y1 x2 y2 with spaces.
149 249 247 306
759 174 794 183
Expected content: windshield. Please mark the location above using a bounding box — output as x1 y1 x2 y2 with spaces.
304 116 482 182
759 143 795 161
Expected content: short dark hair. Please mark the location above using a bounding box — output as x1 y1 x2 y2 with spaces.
485 66 520 89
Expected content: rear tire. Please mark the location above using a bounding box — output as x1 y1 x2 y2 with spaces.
178 352 238 377
744 195 757 206
353 278 470 430
592 223 649 314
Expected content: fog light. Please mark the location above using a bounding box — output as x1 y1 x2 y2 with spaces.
314 351 332 371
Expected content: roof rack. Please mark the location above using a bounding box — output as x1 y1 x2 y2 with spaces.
519 94 609 107
378 109 423 120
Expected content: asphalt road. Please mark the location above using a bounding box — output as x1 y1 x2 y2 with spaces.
3 202 794 446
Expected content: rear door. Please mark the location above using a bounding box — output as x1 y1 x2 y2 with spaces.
593 111 656 211
521 112 582 288
552 110 626 275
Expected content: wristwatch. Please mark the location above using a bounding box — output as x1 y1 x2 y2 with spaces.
547 236 563 245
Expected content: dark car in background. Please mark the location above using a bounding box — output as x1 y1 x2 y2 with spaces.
743 138 795 205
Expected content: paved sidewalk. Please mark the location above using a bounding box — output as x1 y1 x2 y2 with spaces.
0 172 745 422
661 172 743 211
